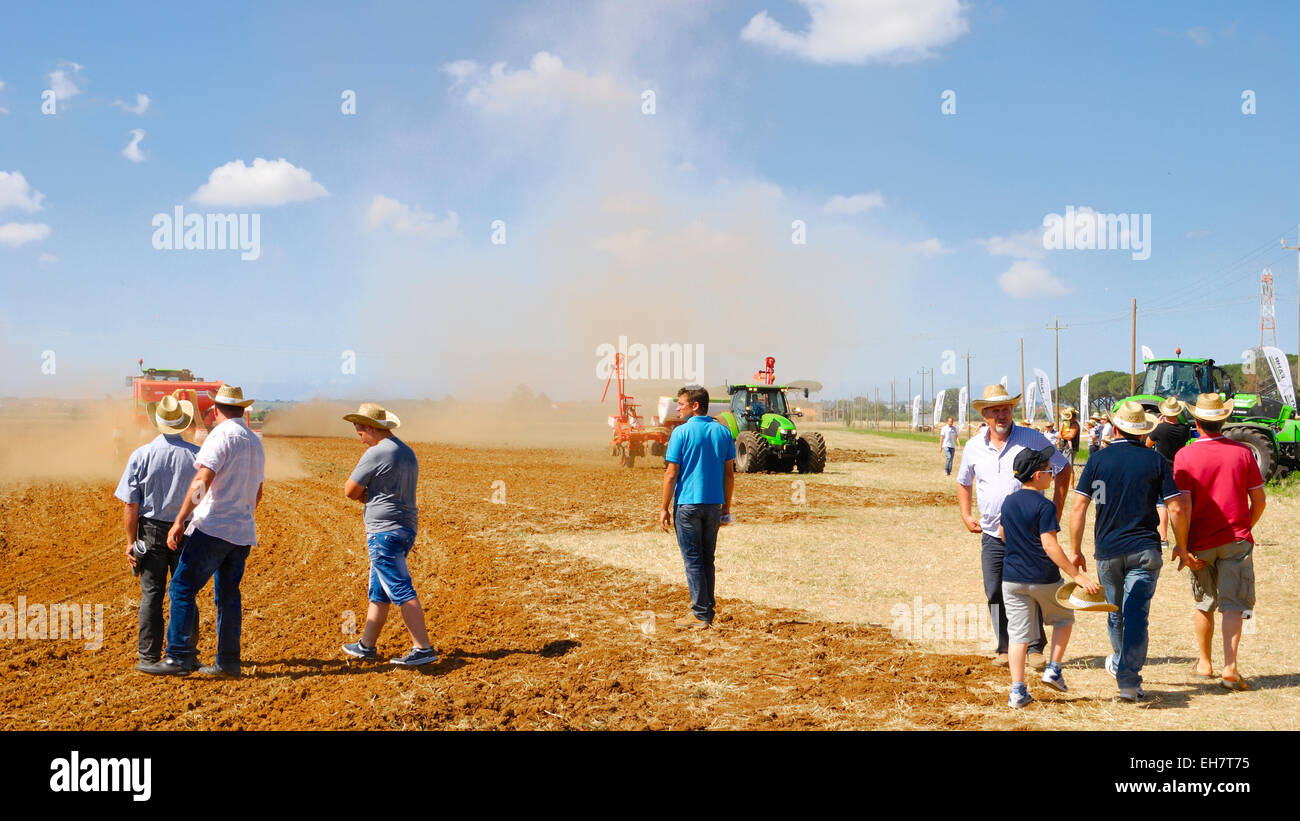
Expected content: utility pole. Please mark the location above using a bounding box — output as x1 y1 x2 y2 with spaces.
961 351 976 431
1019 337 1026 421
1046 316 1068 416
917 367 932 428
1131 298 1137 396
874 385 879 429
891 379 896 431
1284 227 1300 385
908 377 913 428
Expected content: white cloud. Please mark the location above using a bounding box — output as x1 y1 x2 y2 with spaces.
741 0 970 64
980 228 1047 259
906 237 952 256
113 93 151 114
0 108 9 115
1185 27 1211 46
0 222 51 247
122 129 147 163
191 158 328 206
0 171 46 212
365 195 459 239
48 61 84 101
38 252 59 264
823 191 884 214
998 260 1070 298
594 228 653 263
444 51 633 112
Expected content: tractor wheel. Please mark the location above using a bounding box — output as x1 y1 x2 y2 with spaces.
1225 427 1277 480
619 444 637 468
735 431 769 473
797 431 827 473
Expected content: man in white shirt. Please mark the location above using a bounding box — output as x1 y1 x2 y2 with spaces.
939 417 960 475
139 385 265 679
956 385 1074 668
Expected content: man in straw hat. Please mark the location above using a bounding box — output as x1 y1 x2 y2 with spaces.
139 384 265 678
340 403 437 666
1069 401 1187 701
1171 394 1267 691
1146 396 1191 549
957 384 1073 669
114 392 202 673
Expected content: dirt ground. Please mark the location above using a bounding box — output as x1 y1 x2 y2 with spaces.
0 434 999 730
2 427 1294 730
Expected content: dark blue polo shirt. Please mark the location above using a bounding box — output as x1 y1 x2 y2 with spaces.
1001 488 1062 584
1074 438 1181 561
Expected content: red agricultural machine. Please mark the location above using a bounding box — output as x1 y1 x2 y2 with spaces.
600 353 678 468
117 359 260 450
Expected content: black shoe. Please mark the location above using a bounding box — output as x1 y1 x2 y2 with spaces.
137 658 196 677
197 664 241 679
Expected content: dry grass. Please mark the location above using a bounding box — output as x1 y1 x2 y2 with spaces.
535 429 1300 729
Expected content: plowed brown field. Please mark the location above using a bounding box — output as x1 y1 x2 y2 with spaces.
0 436 1001 730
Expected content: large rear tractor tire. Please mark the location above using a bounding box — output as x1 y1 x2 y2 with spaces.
797 431 827 473
1224 426 1278 481
735 431 770 473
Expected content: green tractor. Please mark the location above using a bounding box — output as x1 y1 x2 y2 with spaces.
715 357 826 474
1113 353 1300 479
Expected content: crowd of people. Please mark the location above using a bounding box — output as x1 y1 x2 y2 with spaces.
953 384 1265 707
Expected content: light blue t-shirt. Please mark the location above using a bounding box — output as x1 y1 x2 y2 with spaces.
664 415 736 505
114 434 201 522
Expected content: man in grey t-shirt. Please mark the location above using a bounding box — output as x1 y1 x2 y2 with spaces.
339 403 437 667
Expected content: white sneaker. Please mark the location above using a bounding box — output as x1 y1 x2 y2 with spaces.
1008 689 1034 709
1042 667 1068 692
1105 654 1118 678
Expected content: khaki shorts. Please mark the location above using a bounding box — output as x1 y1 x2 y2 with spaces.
1189 539 1255 613
1002 581 1075 645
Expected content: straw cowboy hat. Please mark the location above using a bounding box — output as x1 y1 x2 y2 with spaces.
1158 396 1185 418
1189 393 1234 423
213 384 255 408
1055 581 1117 613
1060 408 1078 421
1112 401 1158 437
1089 412 1102 423
153 393 194 435
343 402 401 430
972 384 1021 411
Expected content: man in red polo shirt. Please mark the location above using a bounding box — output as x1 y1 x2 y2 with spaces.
1171 394 1267 692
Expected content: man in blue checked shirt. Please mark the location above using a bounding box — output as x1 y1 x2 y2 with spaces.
659 386 735 630
114 394 201 673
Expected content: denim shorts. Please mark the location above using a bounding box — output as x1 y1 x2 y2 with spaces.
367 527 418 605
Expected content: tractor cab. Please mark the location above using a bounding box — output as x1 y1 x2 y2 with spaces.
1138 358 1233 406
730 386 793 432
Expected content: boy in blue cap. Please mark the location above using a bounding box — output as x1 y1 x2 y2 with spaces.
998 445 1101 708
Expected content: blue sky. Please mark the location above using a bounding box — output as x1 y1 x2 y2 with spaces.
3 1 1299 403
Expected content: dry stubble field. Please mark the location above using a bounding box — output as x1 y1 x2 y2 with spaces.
0 422 1295 730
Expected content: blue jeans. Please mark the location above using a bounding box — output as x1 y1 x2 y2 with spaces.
1096 547 1163 689
164 528 250 669
367 527 417 605
943 447 955 475
674 504 721 622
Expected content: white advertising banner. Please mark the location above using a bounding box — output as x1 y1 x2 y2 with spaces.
932 390 946 428
1263 346 1297 409
1080 373 1090 418
1033 368 1054 423
911 394 922 429
958 385 968 428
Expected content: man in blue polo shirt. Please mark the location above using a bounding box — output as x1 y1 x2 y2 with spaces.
659 386 736 629
1070 401 1187 701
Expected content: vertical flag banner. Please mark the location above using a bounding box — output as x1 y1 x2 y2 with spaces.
958 385 968 428
911 395 922 429
999 375 1008 389
932 389 946 427
1033 368 1054 423
1080 373 1090 418
1141 345 1155 362
1025 382 1038 421
1263 346 1297 409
